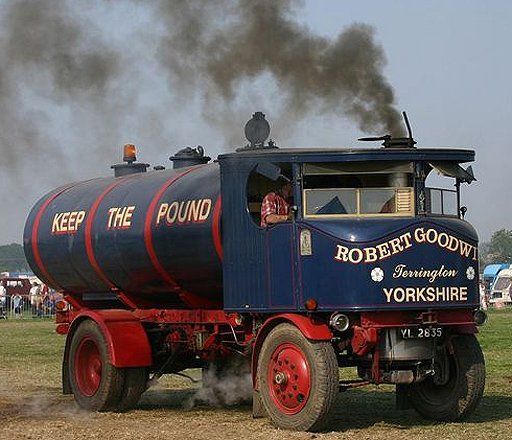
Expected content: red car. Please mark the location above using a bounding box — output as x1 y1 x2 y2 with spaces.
1 277 32 299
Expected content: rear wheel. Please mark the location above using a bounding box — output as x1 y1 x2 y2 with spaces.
257 323 338 431
408 334 485 421
68 320 147 412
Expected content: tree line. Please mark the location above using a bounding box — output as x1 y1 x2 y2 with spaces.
0 243 29 273
479 229 512 267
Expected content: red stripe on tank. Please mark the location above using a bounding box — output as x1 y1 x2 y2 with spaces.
143 166 203 288
84 179 129 289
31 185 75 290
212 195 223 261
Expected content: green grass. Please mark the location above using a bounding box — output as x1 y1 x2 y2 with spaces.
0 310 511 439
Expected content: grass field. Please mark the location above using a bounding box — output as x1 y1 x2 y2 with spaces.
0 310 511 440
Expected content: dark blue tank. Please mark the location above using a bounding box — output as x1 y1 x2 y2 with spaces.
23 164 222 309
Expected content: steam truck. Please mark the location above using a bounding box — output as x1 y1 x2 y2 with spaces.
23 112 486 431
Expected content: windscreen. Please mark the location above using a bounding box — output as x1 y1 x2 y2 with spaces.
303 162 414 218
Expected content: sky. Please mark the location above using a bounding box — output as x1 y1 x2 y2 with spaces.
0 0 510 244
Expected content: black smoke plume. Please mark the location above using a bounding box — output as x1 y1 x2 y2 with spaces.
156 0 404 138
0 0 120 172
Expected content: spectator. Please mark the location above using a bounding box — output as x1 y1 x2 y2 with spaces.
479 281 488 310
29 282 42 318
12 293 23 318
35 285 43 318
0 283 6 319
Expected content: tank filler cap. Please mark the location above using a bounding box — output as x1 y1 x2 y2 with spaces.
169 146 211 169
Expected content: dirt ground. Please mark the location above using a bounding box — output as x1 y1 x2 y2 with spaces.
1 316 512 440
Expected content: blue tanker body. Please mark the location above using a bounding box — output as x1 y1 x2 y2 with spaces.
24 164 223 309
21 114 487 432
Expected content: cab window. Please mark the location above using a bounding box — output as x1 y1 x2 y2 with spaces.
247 162 293 226
424 161 475 217
303 162 414 218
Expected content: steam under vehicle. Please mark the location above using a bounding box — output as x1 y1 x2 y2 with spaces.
23 112 486 431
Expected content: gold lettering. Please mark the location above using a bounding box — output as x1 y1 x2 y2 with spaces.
188 199 201 222
459 241 474 259
76 211 86 229
414 227 426 243
348 248 364 264
51 210 87 234
383 288 393 303
60 212 70 231
198 199 212 221
166 202 179 224
389 237 403 255
363 247 378 262
426 228 438 244
402 232 413 249
447 235 459 251
52 213 63 233
107 207 117 229
437 232 450 248
376 242 391 259
394 287 405 303
123 206 135 227
405 287 416 302
156 203 168 225
393 264 406 278
334 245 349 262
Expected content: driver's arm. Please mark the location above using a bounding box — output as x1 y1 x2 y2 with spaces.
264 213 290 225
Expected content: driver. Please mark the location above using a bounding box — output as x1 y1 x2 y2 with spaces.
260 178 293 227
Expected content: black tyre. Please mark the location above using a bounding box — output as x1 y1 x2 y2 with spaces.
117 367 148 411
68 320 125 411
257 323 338 431
408 334 485 421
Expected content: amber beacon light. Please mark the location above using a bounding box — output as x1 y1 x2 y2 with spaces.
123 143 137 163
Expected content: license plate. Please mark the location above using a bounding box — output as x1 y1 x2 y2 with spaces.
399 327 443 339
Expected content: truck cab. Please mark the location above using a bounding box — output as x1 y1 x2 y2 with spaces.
219 145 478 313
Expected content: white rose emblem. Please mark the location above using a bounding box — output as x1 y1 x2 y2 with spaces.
371 267 384 283
466 266 475 281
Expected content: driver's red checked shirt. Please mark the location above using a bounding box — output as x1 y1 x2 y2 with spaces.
260 192 290 227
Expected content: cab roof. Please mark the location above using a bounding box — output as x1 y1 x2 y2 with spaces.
218 147 475 164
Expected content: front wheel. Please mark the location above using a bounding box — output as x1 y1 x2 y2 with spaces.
257 323 338 431
408 334 485 421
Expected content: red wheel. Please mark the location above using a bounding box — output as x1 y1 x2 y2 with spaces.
68 320 124 411
257 323 338 431
74 337 103 397
267 342 311 414
68 320 148 412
